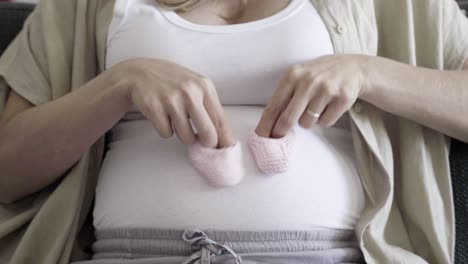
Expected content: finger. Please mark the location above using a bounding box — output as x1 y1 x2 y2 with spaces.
255 67 304 137
270 80 313 138
167 103 197 145
205 98 235 148
298 87 331 129
186 98 217 148
201 81 236 148
138 98 174 138
149 108 174 138
317 98 351 128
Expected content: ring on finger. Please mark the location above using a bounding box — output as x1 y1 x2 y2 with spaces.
306 109 321 119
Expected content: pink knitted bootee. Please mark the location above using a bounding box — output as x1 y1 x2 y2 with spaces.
248 130 296 174
187 142 244 187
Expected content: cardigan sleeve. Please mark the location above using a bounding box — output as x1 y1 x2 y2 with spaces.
0 0 84 112
0 7 52 109
441 0 468 70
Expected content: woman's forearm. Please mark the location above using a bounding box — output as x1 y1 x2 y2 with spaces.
0 69 131 203
361 56 468 142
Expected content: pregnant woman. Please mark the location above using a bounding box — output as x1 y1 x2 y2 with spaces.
0 0 468 263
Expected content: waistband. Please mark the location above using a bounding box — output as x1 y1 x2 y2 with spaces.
92 228 362 263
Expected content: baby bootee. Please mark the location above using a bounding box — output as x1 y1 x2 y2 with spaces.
248 130 296 174
187 141 244 187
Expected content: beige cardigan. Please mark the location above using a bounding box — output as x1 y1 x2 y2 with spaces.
1 0 468 263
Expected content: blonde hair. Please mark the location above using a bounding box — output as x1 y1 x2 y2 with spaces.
156 0 247 13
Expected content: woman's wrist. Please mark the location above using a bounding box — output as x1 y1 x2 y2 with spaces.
358 55 380 102
103 62 135 112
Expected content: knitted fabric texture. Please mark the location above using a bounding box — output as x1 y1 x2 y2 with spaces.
248 130 296 174
187 141 244 187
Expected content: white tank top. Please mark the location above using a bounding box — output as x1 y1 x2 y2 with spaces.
94 0 365 231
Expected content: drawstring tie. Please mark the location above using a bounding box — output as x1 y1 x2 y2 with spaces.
182 229 242 264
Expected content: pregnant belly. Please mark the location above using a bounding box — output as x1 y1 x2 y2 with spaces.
93 106 365 231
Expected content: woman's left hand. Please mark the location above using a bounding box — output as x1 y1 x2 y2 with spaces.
255 54 371 138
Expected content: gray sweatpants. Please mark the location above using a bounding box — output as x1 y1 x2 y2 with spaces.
73 228 364 264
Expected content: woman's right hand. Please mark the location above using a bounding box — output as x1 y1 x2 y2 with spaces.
113 58 235 148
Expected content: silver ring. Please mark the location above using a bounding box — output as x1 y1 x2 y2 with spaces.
306 110 321 118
